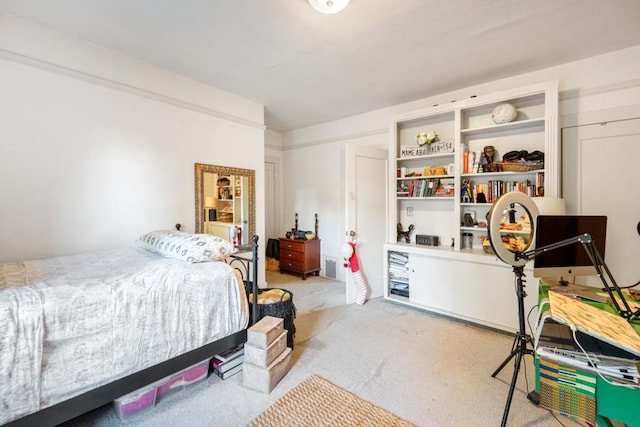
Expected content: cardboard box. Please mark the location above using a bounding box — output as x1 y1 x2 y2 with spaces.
247 316 284 349
244 330 287 367
243 347 292 393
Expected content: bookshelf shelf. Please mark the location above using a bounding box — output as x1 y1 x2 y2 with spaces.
460 117 545 136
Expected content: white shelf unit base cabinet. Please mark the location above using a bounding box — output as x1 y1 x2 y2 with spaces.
385 81 558 332
384 243 540 332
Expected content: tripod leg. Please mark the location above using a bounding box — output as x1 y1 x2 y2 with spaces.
491 334 518 378
500 350 523 427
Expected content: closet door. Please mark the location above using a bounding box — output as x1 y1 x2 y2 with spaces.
562 117 640 286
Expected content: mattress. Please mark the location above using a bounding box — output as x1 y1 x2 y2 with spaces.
0 246 249 424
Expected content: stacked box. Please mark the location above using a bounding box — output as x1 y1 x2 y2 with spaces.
247 315 284 348
244 330 287 367
243 316 292 393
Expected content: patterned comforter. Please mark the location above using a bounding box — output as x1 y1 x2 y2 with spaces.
0 247 249 424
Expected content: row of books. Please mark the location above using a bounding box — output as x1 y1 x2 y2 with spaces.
462 178 542 204
397 178 455 198
212 345 244 380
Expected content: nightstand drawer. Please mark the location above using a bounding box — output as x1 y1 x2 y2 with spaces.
280 239 305 253
280 249 305 262
279 259 304 271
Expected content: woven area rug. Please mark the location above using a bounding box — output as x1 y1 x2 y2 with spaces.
248 375 415 426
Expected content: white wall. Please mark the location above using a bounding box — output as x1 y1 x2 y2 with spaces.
0 15 266 263
280 45 640 280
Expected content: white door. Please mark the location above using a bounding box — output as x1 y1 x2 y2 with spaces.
345 145 388 303
562 117 640 286
264 160 277 239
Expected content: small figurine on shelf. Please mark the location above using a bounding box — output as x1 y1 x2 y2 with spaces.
482 145 498 172
461 179 473 203
397 223 414 243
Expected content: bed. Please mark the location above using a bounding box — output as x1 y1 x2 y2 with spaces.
1 230 259 427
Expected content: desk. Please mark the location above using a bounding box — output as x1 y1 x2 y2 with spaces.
535 281 640 426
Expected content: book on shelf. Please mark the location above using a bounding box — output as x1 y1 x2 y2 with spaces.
389 262 409 270
389 281 409 289
389 261 408 268
212 354 244 373
436 178 454 197
213 363 243 380
389 288 409 298
214 344 244 363
389 252 408 263
419 180 427 197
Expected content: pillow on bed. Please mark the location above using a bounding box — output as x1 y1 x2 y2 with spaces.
136 230 236 263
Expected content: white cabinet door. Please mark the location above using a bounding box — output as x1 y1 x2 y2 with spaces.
408 253 454 312
452 262 538 332
405 250 539 331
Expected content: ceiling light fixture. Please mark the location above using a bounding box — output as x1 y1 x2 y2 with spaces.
308 0 351 14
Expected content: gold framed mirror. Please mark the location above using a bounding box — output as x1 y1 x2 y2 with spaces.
195 163 255 244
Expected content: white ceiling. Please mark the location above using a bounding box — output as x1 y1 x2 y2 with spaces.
1 0 639 132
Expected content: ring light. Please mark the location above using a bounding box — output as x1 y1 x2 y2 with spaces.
487 191 539 267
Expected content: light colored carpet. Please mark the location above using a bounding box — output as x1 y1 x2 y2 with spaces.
63 270 580 427
247 374 414 427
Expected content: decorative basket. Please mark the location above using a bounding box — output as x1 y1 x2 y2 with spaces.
424 166 448 176
496 162 544 172
250 288 296 349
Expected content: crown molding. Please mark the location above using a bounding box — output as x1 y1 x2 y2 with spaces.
0 48 266 130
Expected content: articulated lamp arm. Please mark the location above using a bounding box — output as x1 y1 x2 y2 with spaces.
517 234 638 320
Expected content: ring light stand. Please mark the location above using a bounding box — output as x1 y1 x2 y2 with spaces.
488 193 639 427
487 192 539 427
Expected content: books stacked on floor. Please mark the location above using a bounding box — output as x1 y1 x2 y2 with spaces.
388 251 409 298
211 345 244 380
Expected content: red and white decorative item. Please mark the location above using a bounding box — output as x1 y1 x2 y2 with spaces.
341 241 367 305
234 225 242 246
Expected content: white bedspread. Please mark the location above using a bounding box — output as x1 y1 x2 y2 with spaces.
0 247 249 424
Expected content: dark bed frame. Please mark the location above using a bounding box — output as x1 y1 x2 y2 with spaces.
5 236 260 427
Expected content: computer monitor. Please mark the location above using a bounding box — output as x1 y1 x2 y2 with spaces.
533 215 607 280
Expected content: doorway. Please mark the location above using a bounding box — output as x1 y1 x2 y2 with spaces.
562 116 640 286
345 145 388 304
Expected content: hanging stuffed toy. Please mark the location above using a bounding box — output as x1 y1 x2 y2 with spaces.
341 241 367 305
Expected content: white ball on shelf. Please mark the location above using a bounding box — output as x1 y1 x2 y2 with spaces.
491 103 517 124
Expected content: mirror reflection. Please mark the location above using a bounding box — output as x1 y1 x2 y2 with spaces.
498 202 534 253
194 163 255 245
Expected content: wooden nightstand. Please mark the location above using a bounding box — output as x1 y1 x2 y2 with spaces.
279 238 321 280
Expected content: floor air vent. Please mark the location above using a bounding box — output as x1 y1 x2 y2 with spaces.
325 259 337 279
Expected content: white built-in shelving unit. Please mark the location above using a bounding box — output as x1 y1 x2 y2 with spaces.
384 81 559 332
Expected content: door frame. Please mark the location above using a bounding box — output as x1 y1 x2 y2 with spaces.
345 144 389 304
